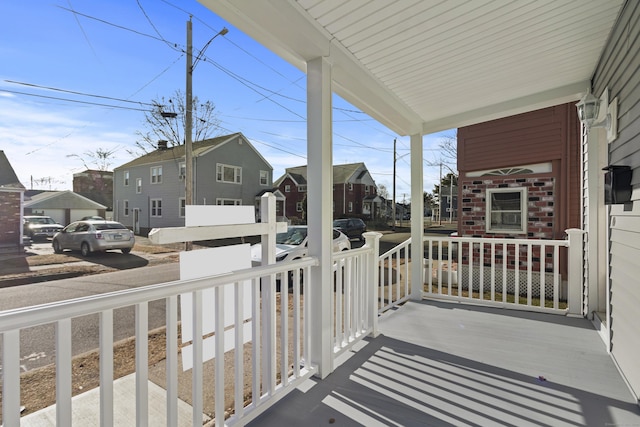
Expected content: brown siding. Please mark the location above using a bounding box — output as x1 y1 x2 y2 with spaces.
458 103 581 238
0 191 22 245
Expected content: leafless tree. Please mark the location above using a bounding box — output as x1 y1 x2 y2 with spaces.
131 89 222 155
377 183 389 199
67 147 118 171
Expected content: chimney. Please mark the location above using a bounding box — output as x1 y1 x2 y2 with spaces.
157 140 168 150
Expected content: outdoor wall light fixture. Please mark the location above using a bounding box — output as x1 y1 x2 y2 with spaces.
576 87 618 142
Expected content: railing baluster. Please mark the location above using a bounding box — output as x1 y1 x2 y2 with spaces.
192 289 203 427
280 275 289 387
292 271 301 377
252 277 261 405
234 282 244 419
166 295 178 426
135 303 148 427
540 244 546 308
527 243 533 306
502 243 507 303
100 309 114 427
2 330 21 427
514 244 520 304
56 318 72 427
214 285 224 427
554 245 560 309
336 259 343 347
490 242 496 302
479 242 484 300
446 238 452 296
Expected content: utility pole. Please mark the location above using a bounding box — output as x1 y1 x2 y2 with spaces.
438 162 442 225
392 138 397 231
185 18 194 251
184 18 228 251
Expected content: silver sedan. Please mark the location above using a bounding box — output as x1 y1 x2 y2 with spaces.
52 220 135 256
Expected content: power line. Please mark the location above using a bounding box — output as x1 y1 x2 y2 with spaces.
0 89 150 112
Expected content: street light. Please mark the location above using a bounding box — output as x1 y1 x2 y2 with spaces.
184 19 228 250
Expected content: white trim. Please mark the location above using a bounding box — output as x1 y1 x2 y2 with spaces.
486 187 527 234
467 162 552 178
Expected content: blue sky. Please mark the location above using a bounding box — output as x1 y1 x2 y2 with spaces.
1 0 453 201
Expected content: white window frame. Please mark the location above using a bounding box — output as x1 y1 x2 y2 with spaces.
150 198 162 217
259 170 269 186
348 183 353 191
296 201 303 212
151 166 163 184
123 200 129 216
216 198 242 206
216 163 242 184
179 162 186 179
124 171 130 186
486 187 527 234
136 178 142 194
298 185 307 192
285 185 291 193
179 197 186 218
348 201 353 212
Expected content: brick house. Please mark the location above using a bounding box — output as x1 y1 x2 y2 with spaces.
274 162 381 221
0 151 26 249
73 169 113 213
456 102 581 274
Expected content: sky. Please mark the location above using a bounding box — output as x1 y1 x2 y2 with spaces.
1 0 454 202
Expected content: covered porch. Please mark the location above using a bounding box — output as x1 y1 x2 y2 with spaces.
251 300 640 426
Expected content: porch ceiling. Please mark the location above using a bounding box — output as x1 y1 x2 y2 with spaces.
199 0 624 135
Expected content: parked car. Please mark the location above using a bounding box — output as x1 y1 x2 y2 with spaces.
52 220 135 256
250 225 351 265
23 215 64 240
332 218 367 241
81 215 105 221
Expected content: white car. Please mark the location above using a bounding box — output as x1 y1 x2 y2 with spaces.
251 225 351 266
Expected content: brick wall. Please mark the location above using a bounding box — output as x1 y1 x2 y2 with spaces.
0 192 22 244
459 175 556 272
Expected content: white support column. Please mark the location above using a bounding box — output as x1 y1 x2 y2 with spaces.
566 228 585 316
307 56 333 379
410 133 424 300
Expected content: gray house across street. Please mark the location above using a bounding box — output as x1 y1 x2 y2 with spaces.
113 132 273 235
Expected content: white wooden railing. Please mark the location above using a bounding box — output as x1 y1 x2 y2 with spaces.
422 229 584 315
378 238 412 313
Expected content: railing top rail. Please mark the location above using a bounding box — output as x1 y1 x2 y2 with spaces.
380 237 412 259
0 257 318 332
423 235 569 247
333 244 374 260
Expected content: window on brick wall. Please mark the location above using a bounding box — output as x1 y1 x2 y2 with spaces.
486 187 527 234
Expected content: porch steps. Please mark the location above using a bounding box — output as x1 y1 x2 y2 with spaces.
18 373 211 426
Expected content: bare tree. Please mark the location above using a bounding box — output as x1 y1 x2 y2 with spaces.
377 183 389 199
131 89 222 155
67 147 118 171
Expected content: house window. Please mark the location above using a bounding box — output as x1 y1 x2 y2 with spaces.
349 183 353 191
124 171 130 186
179 198 186 217
150 199 162 217
217 163 242 184
216 198 242 205
179 162 186 179
296 202 303 212
123 200 129 216
348 201 353 212
151 166 163 184
365 185 370 194
136 178 142 194
486 188 527 233
260 170 269 186
298 185 307 192
285 185 291 193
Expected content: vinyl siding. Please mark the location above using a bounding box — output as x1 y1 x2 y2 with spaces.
592 0 640 399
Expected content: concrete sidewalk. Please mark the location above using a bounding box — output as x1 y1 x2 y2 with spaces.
19 374 210 426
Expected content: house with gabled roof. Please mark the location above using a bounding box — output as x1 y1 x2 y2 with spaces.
274 162 381 221
24 190 107 225
0 151 26 249
113 133 273 235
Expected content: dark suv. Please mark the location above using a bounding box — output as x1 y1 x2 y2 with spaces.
332 218 367 241
23 215 64 240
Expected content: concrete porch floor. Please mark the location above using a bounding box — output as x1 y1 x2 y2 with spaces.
249 300 640 426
